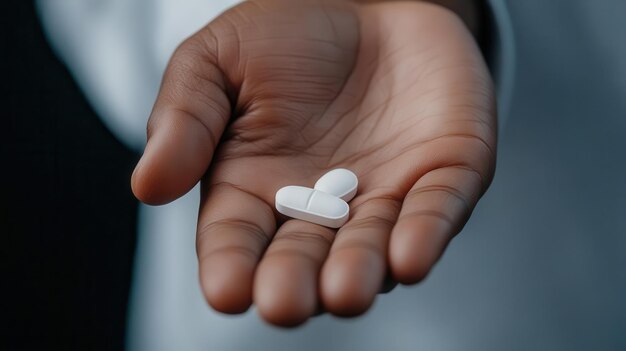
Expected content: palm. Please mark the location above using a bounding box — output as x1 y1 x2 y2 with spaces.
133 0 495 327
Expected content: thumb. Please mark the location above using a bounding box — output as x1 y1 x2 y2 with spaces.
131 34 231 205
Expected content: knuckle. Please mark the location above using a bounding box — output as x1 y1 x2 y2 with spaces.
398 209 455 227
406 183 470 213
330 239 383 259
343 215 395 232
272 229 334 248
196 218 270 259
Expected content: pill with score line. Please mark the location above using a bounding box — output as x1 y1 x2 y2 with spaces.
275 168 358 228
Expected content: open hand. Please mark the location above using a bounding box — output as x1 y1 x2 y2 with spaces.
132 0 496 327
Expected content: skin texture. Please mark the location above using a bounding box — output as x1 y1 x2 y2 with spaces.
131 0 496 327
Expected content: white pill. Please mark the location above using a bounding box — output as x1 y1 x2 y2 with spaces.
314 168 358 202
275 186 349 228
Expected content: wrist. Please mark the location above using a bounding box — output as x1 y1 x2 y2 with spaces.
353 0 485 38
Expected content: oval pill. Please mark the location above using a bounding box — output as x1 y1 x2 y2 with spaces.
275 185 349 228
314 168 358 202
275 184 311 209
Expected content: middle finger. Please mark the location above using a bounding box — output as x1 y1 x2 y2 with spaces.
253 220 335 327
